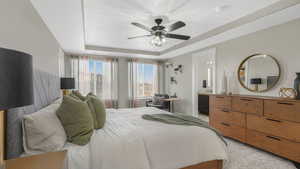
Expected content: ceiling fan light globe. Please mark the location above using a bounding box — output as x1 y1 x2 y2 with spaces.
151 36 166 47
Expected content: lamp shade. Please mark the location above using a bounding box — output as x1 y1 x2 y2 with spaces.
0 47 34 109
250 78 262 85
60 78 75 89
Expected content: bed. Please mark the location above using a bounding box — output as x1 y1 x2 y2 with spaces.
5 70 227 169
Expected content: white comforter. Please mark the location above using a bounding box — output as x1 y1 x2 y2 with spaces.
65 107 227 169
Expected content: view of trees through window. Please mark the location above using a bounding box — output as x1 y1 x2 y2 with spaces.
136 63 157 98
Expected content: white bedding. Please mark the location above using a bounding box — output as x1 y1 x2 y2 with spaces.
65 107 228 169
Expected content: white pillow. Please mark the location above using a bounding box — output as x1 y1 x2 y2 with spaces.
23 103 67 154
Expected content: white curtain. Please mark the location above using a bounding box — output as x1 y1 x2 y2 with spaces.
128 59 160 107
71 56 118 108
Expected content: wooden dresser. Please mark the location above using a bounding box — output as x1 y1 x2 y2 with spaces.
209 94 300 163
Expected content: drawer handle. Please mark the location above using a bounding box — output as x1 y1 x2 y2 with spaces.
266 136 281 141
216 96 225 99
266 118 282 123
277 102 294 106
221 122 230 127
240 98 253 102
222 109 230 113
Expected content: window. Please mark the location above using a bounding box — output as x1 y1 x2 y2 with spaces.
88 60 104 98
129 61 158 100
71 56 118 108
136 63 158 98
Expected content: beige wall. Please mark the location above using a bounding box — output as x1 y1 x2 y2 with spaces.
166 18 300 114
166 54 194 114
216 18 300 96
0 0 63 76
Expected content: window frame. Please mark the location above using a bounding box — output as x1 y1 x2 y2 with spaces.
135 62 158 99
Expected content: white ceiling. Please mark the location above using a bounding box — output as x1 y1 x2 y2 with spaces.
30 0 300 59
84 0 280 51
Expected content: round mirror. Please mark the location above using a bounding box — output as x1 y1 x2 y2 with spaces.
238 54 281 92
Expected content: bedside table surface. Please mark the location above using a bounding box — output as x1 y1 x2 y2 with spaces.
5 151 66 169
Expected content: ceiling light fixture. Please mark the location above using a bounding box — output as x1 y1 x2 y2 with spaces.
151 35 166 47
129 18 190 47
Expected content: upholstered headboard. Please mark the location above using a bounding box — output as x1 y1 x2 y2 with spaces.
6 70 61 159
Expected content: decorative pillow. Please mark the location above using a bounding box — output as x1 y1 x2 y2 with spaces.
69 93 81 100
53 98 63 105
72 90 86 101
23 103 67 154
87 94 106 129
56 95 94 145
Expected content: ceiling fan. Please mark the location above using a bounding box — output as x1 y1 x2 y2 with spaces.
129 18 191 47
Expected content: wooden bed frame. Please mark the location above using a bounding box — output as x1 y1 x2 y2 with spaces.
0 110 223 169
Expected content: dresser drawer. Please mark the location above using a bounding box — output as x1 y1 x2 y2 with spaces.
214 96 231 110
247 114 300 142
210 108 246 127
211 121 245 142
264 100 300 123
232 97 263 115
246 129 300 162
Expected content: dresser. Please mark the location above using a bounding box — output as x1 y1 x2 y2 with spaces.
209 94 300 163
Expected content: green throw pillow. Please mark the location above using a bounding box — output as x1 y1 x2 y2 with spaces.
69 93 80 100
72 90 86 101
56 95 94 145
87 94 106 129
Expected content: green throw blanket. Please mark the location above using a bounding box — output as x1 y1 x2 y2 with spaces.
142 113 227 146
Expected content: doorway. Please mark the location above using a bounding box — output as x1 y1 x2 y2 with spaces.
192 48 216 117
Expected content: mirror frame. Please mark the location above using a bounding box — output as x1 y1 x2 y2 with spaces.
237 53 281 93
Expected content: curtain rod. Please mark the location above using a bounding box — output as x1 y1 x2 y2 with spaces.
65 53 166 62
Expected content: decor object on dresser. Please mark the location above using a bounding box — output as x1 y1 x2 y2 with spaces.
237 54 281 93
209 94 300 167
60 77 75 95
0 47 34 167
250 78 262 91
294 72 300 99
279 88 297 99
220 71 227 94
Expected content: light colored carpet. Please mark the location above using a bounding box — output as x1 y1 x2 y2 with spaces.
197 114 296 169
224 139 296 169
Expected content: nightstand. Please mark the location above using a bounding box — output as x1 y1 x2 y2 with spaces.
5 151 66 169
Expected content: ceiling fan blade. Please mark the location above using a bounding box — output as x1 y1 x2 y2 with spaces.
165 33 190 40
167 21 186 32
128 35 153 39
131 22 152 32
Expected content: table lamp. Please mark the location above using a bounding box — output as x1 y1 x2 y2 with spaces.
0 47 34 167
250 78 262 91
60 78 75 95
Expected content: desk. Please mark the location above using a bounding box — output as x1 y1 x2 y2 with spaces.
163 98 180 112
